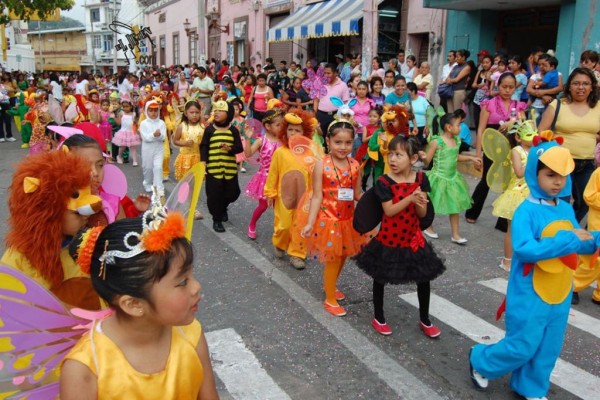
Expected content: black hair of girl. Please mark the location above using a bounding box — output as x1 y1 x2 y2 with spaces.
370 76 383 91
63 133 102 150
327 121 355 138
262 109 282 126
69 217 194 307
509 54 523 67
181 99 202 125
388 135 419 158
357 80 369 89
406 82 418 94
101 98 110 105
440 113 460 131
497 71 516 86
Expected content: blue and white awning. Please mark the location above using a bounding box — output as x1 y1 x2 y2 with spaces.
266 0 364 42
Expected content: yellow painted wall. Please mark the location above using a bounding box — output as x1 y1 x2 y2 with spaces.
29 30 86 72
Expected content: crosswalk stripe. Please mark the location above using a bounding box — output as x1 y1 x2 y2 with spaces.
479 278 600 340
205 328 291 400
199 217 443 399
399 292 600 400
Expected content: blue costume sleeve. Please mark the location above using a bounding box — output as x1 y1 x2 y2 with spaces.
512 203 582 264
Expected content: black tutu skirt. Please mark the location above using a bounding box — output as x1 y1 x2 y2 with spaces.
354 239 445 285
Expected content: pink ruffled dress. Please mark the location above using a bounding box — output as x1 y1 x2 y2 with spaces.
99 110 113 142
245 136 281 200
112 113 141 147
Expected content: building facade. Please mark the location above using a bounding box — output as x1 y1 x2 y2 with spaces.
82 0 145 74
28 25 86 73
3 21 36 72
424 0 600 77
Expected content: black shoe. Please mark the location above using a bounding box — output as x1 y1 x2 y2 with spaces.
591 298 600 306
213 221 225 232
222 211 229 222
572 292 580 305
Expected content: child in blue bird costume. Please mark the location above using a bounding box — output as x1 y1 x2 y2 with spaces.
469 130 600 400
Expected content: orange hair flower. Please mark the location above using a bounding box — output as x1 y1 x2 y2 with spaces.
142 212 186 253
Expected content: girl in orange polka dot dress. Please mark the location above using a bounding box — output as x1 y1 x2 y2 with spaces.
301 120 370 317
354 135 445 337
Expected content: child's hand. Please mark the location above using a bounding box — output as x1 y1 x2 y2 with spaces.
573 229 593 241
411 187 429 207
186 139 194 147
267 198 274 208
134 194 151 212
153 129 161 137
411 127 419 136
418 150 427 160
220 143 231 152
300 224 313 238
472 157 483 169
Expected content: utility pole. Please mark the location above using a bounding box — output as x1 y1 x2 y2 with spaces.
91 11 97 74
112 0 118 73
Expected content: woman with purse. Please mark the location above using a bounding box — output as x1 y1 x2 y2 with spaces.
445 49 472 113
538 67 600 222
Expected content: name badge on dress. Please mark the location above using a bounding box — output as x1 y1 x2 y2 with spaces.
338 188 354 201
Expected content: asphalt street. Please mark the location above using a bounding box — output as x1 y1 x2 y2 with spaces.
1 135 599 400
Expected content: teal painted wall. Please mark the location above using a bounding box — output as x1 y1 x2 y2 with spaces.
442 0 600 76
444 10 496 60
561 0 600 73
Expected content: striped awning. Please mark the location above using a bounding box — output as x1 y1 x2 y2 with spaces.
266 0 364 43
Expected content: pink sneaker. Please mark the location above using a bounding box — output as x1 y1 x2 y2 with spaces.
371 318 392 335
419 321 441 338
247 226 256 240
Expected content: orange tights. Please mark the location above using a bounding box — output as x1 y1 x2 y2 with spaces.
324 257 346 305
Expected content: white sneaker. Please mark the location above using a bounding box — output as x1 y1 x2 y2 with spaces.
525 397 548 400
241 167 247 173
6 137 16 142
0 138 5 142
469 348 488 389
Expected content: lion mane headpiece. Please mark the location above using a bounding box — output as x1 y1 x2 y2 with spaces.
381 104 410 136
279 108 316 148
6 150 102 288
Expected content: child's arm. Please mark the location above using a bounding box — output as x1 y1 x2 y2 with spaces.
511 148 525 178
418 139 438 166
583 169 600 211
196 331 219 400
263 150 280 207
512 207 587 263
457 152 482 168
362 127 375 143
228 126 244 155
368 129 381 151
244 136 262 158
382 186 426 217
59 359 97 400
173 124 192 147
301 160 324 237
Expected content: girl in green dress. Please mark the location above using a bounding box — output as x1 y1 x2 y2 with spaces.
420 113 482 244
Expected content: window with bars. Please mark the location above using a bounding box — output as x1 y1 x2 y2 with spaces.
90 8 100 22
189 31 197 64
103 35 113 52
173 34 180 65
93 34 102 49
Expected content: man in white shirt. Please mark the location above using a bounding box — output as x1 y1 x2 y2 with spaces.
191 67 215 115
397 50 409 76
382 70 396 96
441 50 457 81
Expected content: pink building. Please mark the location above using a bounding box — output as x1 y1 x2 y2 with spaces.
144 0 446 85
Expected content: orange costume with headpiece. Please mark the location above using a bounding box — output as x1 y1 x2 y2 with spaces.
1 150 103 309
264 109 316 262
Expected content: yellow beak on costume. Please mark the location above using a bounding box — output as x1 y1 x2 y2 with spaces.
538 147 575 177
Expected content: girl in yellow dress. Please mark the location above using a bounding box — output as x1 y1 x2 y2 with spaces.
173 100 205 219
61 211 218 400
491 121 536 271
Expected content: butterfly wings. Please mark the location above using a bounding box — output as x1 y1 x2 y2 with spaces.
482 128 512 193
164 162 205 239
0 265 111 400
301 66 330 99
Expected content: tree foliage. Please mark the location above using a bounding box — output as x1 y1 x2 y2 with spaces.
0 0 75 24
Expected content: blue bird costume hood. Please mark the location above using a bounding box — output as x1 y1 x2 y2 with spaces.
524 131 575 200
